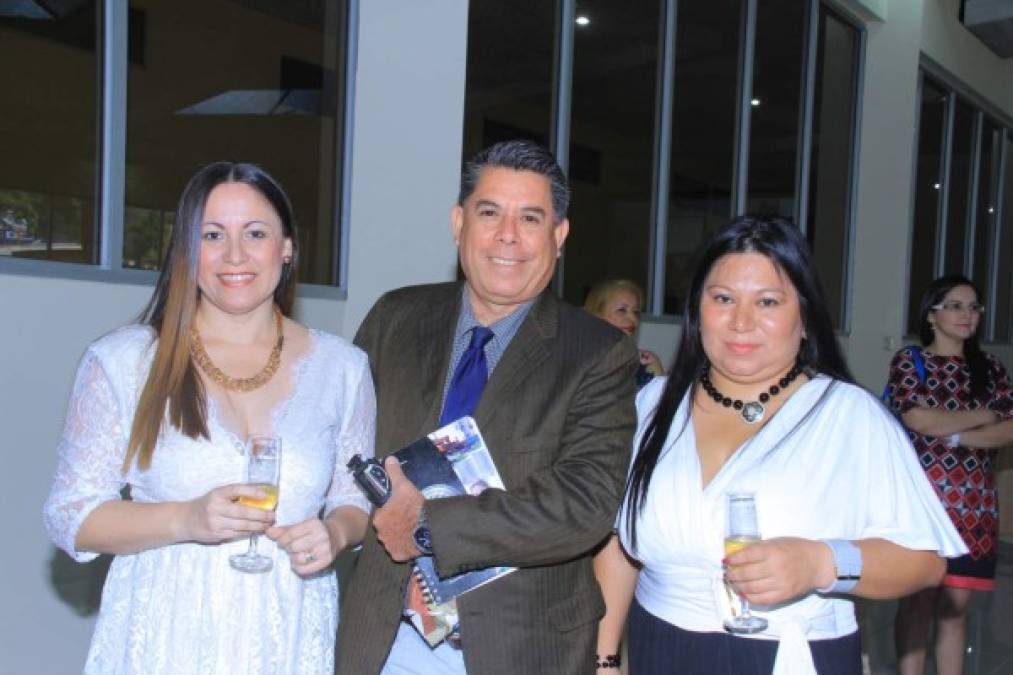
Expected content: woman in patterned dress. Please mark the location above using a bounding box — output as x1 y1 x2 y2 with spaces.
44 162 376 674
890 274 1013 675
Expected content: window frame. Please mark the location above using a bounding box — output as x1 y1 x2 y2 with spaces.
0 0 358 300
544 0 865 328
904 61 1013 344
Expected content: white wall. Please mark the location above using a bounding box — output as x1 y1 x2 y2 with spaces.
0 1 468 671
341 0 465 335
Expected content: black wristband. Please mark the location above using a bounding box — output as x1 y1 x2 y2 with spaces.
595 653 621 669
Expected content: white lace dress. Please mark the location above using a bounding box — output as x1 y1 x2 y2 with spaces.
44 324 375 675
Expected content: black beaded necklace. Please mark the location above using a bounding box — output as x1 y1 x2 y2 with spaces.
699 361 804 425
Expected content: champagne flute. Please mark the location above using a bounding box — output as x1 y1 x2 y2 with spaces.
229 436 281 574
723 491 768 634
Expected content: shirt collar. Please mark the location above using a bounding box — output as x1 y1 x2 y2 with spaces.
454 285 536 346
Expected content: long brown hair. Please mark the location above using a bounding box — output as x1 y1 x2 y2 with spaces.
124 162 299 471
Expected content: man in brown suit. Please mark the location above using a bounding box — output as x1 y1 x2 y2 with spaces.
337 140 637 675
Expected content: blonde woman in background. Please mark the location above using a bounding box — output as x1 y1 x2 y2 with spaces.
585 279 665 388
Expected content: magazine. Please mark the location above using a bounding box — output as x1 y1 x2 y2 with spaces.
393 416 515 646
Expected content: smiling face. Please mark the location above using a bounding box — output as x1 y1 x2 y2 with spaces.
699 252 805 387
197 181 293 317
928 284 981 345
451 167 569 324
602 289 642 336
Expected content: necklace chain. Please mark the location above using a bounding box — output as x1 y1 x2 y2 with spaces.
699 362 803 425
190 307 284 392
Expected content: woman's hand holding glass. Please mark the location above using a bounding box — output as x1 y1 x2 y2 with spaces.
724 536 837 607
176 482 276 544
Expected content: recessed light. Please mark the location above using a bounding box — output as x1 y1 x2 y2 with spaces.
750 98 761 107
575 15 590 26
933 183 941 190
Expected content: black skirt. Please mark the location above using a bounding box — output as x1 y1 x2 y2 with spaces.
627 598 862 675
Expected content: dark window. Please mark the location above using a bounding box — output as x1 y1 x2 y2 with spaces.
971 118 999 298
996 136 1013 342
663 0 743 314
806 6 860 328
943 97 975 275
906 78 947 334
461 1 556 162
561 0 661 306
123 0 348 284
0 3 99 263
745 0 807 219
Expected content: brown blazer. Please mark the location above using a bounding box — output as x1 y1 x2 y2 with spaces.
336 282 637 675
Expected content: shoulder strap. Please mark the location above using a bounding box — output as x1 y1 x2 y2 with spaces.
882 346 927 404
909 346 927 383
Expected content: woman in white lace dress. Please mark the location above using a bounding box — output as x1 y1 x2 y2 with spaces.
44 162 376 674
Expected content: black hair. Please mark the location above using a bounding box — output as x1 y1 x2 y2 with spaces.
459 140 569 223
624 215 855 551
918 274 990 401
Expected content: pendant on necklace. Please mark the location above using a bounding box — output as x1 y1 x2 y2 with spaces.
741 401 765 425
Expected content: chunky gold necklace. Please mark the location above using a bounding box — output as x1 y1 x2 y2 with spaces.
190 308 284 392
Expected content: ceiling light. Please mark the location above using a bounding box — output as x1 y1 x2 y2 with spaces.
988 206 995 213
575 15 590 26
750 98 761 107
933 183 941 190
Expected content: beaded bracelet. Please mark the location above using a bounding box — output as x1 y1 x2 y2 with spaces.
596 653 621 669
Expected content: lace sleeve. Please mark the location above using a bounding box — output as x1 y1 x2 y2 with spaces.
43 349 128 562
324 351 377 516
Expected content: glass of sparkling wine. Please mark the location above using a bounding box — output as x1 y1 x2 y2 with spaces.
723 492 768 634
229 436 281 574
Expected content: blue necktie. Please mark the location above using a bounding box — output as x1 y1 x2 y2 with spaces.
440 326 494 426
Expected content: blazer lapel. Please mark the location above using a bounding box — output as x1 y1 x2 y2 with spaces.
473 291 557 430
413 284 462 435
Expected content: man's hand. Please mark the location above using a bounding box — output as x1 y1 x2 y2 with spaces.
372 456 425 562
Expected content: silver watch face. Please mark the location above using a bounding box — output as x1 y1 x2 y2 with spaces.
413 525 433 555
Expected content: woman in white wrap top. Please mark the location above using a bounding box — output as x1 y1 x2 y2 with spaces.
594 216 965 675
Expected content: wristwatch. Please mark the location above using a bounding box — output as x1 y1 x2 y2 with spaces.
412 506 433 556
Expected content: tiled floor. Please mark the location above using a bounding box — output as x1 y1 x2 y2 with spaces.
861 539 1013 675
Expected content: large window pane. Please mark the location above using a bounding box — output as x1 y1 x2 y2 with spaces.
0 4 98 263
663 0 743 314
971 119 999 297
996 137 1013 343
561 0 661 306
943 98 975 275
906 79 947 334
806 6 859 328
745 0 806 218
124 0 346 284
461 1 555 161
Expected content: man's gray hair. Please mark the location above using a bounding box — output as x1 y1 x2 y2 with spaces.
458 140 570 224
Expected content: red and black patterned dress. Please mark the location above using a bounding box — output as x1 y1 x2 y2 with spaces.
887 347 1013 590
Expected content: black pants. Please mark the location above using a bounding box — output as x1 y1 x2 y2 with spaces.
627 598 862 675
